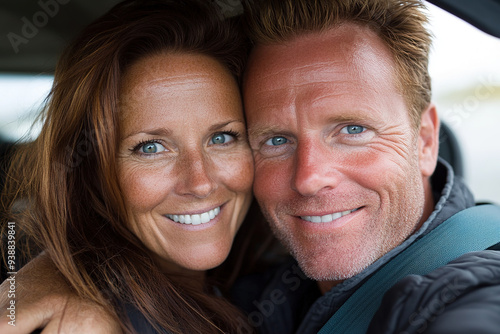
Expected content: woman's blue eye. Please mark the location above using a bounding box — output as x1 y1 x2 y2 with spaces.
140 142 166 154
211 133 234 145
342 125 365 135
266 136 288 146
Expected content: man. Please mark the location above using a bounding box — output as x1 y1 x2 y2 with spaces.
2 0 500 333
231 0 500 333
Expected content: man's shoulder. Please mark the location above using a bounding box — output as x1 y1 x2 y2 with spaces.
368 250 500 334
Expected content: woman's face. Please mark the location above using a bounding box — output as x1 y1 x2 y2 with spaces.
117 53 254 273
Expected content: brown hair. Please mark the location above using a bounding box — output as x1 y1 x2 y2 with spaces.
2 0 254 333
242 0 432 128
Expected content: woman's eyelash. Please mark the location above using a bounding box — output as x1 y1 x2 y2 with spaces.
130 139 163 153
220 130 240 139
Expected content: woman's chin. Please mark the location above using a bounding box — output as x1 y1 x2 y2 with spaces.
156 242 233 274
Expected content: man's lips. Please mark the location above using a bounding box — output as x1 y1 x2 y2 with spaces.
299 207 361 223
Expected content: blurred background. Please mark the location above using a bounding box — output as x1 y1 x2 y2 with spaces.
427 2 500 204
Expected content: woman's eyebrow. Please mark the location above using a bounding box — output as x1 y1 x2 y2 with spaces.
122 120 245 140
208 119 245 132
122 128 172 140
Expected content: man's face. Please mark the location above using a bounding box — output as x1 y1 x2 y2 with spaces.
244 24 435 287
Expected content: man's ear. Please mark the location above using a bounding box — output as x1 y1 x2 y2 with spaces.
418 103 440 177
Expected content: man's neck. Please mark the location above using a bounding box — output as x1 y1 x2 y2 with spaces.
318 279 342 294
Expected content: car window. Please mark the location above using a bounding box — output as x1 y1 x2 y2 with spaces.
0 2 499 204
0 73 51 142
427 3 500 204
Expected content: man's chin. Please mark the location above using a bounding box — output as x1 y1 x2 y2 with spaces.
289 241 377 284
296 257 362 282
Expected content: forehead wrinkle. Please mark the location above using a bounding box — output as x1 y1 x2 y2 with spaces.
308 85 354 108
309 93 386 125
252 79 343 111
254 66 291 82
310 91 344 106
144 73 213 91
122 75 215 108
251 57 348 91
293 61 348 79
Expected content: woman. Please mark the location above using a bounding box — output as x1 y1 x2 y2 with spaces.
1 0 269 333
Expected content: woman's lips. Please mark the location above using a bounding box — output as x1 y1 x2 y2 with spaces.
166 206 221 225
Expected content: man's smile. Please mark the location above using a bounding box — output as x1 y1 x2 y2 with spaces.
300 207 361 223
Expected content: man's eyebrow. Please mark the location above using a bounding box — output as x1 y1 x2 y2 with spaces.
247 126 287 140
325 115 370 123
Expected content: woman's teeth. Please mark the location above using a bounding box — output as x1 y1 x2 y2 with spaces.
166 207 221 225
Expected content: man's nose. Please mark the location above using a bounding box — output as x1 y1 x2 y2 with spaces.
175 150 218 198
291 141 342 196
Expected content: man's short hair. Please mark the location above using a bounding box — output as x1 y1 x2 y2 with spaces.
243 0 432 128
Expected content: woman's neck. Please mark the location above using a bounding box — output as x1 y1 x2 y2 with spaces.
154 255 207 291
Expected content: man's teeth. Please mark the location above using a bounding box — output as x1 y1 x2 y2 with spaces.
301 209 357 223
166 207 220 225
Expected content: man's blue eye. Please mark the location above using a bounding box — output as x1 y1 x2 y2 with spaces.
141 142 165 154
266 136 288 146
211 133 234 145
342 125 365 134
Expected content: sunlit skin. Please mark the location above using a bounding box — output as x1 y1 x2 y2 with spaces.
117 53 254 280
244 24 440 294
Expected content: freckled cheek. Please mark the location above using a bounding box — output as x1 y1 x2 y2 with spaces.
253 161 289 205
118 164 174 212
343 149 410 197
217 153 254 194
